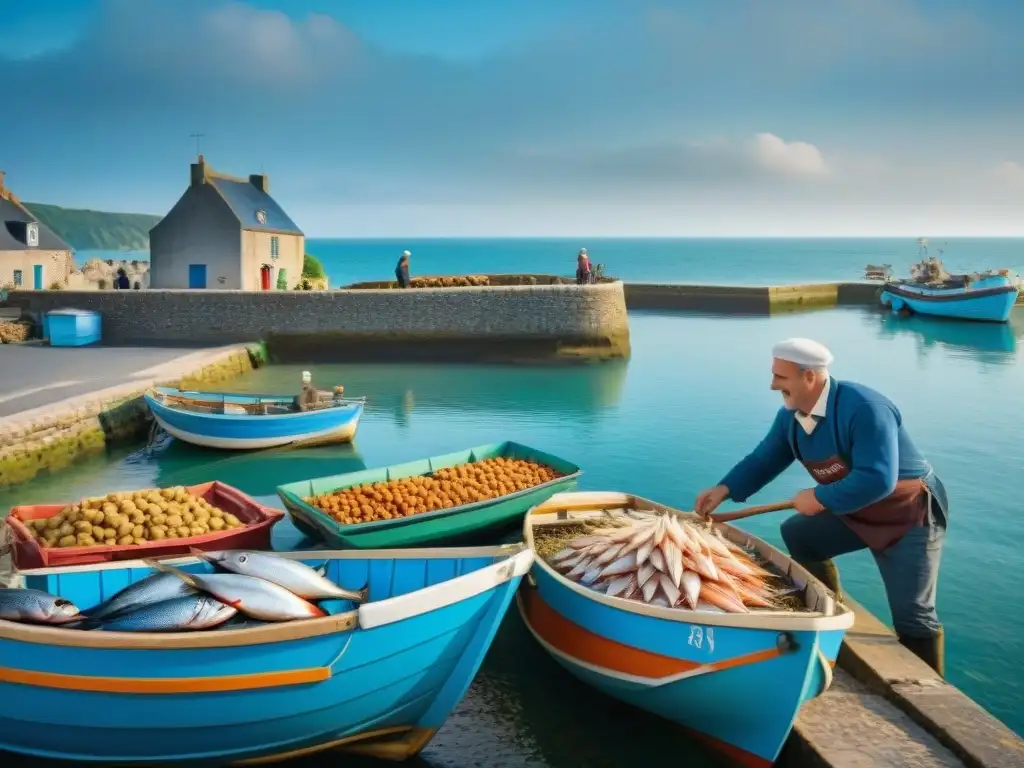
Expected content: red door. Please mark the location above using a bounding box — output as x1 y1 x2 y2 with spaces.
260 265 271 290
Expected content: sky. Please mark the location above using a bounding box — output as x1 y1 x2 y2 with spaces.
1 0 1023 237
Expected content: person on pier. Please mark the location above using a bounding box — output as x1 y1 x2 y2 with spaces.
575 248 591 284
396 250 411 288
694 337 948 676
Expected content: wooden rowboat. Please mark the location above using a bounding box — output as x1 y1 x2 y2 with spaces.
518 491 854 768
0 544 533 764
144 386 366 451
277 441 582 549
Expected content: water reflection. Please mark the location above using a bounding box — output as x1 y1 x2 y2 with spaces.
227 361 629 429
152 442 366 499
874 309 1020 364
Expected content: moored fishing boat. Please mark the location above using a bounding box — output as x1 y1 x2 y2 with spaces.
277 441 582 548
144 386 366 450
878 240 1020 323
518 491 854 768
0 543 533 763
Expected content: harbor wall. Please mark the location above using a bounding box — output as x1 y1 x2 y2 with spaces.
623 281 882 313
0 345 262 489
4 281 631 363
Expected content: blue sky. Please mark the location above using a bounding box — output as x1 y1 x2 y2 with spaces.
1 0 1022 236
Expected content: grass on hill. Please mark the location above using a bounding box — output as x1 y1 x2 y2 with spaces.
21 202 162 252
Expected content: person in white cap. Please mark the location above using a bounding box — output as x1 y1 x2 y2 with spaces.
694 337 949 676
395 250 412 289
293 370 319 412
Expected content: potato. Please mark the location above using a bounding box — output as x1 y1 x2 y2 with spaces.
58 535 77 547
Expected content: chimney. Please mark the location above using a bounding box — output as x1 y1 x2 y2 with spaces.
190 154 207 187
249 173 269 194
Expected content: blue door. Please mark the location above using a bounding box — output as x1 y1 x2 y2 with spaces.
188 264 207 289
32 265 43 290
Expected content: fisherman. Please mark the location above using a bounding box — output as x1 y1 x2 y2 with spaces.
395 250 411 288
694 337 948 676
115 268 130 290
293 370 319 412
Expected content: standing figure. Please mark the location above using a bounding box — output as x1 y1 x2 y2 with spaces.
293 370 319 412
396 250 411 288
575 248 592 285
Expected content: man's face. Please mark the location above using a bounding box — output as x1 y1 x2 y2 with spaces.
770 358 815 411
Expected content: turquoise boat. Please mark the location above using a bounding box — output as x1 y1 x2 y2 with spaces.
0 544 533 763
277 441 582 549
519 491 854 768
878 243 1020 323
144 387 366 451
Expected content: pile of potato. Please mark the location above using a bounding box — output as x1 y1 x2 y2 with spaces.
305 457 563 525
22 486 246 549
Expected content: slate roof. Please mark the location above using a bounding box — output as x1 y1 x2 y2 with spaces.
208 176 303 235
0 196 72 251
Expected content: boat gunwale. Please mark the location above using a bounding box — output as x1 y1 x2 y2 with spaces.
277 441 583 536
524 491 855 632
1 543 528 649
882 282 1019 303
145 388 367 421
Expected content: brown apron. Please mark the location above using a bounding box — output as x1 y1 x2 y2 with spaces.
792 390 928 551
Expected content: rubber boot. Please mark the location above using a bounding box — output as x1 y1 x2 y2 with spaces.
800 559 842 602
898 629 945 679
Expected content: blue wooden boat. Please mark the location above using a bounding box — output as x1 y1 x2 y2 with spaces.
0 543 533 763
144 386 366 450
879 272 1019 323
519 492 854 768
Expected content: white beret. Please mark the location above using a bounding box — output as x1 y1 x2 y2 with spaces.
301 370 312 381
772 337 833 368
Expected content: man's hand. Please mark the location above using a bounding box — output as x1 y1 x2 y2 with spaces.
695 485 730 519
792 488 825 516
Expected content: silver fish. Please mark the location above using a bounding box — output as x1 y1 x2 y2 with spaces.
649 547 666 572
98 594 237 632
566 558 592 580
641 576 659 603
600 551 638 578
194 550 367 603
581 564 605 586
605 574 635 598
570 535 604 549
0 588 82 625
551 547 577 563
593 542 626 566
649 594 671 607
663 540 684 588
556 551 589 571
658 572 681 606
681 570 702 609
85 572 196 621
637 562 656 587
144 560 326 621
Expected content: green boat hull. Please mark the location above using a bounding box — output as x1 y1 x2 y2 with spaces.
276 441 582 549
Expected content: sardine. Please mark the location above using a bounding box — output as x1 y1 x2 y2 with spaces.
699 581 749 613
570 535 605 549
0 588 82 625
581 563 605 586
641 576 659 603
600 551 638 578
663 540 684 588
98 594 237 632
593 542 626 566
144 560 326 621
551 547 578 564
658 572 681 606
649 547 666 572
681 570 701 609
566 558 592 580
556 551 589 570
649 594 671 607
84 572 196 621
637 562 656 587
605 574 635 598
194 550 367 603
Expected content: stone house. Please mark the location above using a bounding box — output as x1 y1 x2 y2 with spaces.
149 155 304 290
0 172 73 290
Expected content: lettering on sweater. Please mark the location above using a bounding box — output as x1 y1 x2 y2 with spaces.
811 462 846 480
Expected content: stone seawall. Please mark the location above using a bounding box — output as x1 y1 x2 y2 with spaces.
623 281 883 313
0 346 260 489
6 282 630 363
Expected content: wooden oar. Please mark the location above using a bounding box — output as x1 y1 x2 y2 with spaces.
708 501 795 524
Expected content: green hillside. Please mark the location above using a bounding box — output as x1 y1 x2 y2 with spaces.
21 202 162 252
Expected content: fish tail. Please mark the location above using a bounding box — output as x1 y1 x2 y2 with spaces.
142 558 202 590
315 561 329 577
352 586 369 604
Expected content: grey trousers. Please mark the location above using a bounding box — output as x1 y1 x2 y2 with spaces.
780 497 946 638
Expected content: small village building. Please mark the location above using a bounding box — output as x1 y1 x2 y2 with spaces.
0 172 73 290
149 155 305 290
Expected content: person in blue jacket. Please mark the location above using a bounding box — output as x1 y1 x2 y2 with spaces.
395 250 411 288
694 337 948 676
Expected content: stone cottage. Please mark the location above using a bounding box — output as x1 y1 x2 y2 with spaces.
149 155 304 290
0 172 73 290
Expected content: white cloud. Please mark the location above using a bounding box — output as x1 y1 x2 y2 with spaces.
750 133 829 177
995 160 1024 184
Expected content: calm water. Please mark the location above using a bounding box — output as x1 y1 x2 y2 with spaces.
80 236 1024 288
3 305 1024 761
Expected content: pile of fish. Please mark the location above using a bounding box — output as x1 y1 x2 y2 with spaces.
546 512 791 614
0 550 368 633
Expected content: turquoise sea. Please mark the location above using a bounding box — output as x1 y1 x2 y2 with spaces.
2 301 1023 762
82 236 1024 288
